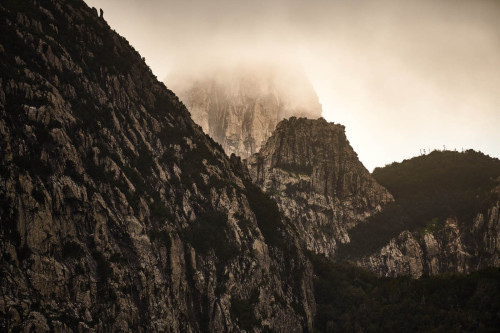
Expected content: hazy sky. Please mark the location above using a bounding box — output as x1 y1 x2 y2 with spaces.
84 0 500 171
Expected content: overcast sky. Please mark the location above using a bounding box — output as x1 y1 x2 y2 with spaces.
84 0 500 171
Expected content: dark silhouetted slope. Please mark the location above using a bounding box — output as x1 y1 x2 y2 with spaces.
310 253 500 332
339 150 500 277
0 0 314 331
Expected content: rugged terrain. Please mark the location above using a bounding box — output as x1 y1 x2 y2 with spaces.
359 206 500 277
2 0 500 331
0 0 314 331
168 65 322 159
342 150 500 277
246 117 393 257
247 118 500 277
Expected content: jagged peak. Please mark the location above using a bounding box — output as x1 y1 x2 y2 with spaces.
247 116 393 257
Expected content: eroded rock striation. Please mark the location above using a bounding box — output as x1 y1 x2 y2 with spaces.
350 151 500 278
359 201 500 278
246 117 393 257
0 1 314 331
168 65 322 159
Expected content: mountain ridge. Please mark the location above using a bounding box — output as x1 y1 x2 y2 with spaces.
0 0 314 330
338 150 500 276
246 117 393 257
2 0 500 331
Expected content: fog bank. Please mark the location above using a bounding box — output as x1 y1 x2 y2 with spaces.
84 0 500 170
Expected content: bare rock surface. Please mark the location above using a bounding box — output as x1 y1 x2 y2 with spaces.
0 1 314 331
168 65 322 159
247 117 393 257
359 202 500 277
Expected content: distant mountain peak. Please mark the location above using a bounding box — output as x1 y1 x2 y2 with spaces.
167 63 322 158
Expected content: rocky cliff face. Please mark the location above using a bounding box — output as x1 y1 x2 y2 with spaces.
359 201 500 278
168 65 322 159
0 1 314 331
246 117 393 257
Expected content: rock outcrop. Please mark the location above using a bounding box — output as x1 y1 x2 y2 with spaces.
0 1 314 331
351 152 500 278
246 117 393 257
359 201 500 278
168 65 322 159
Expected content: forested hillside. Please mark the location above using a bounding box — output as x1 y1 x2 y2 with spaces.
339 150 500 259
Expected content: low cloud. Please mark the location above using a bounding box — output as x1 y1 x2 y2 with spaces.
85 0 500 170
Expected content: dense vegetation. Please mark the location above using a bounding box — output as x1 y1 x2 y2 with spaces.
185 211 239 263
310 253 500 332
244 181 284 247
339 150 500 258
277 162 314 176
